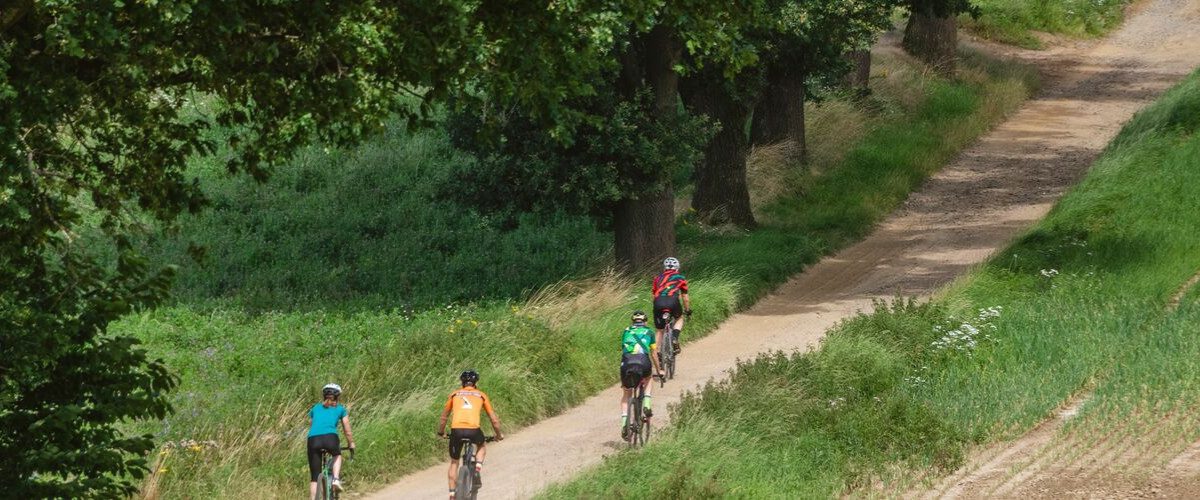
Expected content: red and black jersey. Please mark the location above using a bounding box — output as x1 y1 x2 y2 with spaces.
652 270 688 297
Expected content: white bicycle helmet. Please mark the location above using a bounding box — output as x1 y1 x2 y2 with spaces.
322 383 342 396
663 257 680 271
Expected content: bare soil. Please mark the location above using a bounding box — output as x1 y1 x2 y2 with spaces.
366 1 1200 497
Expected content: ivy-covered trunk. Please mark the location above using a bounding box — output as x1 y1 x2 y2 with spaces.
750 55 807 162
681 75 757 227
903 6 957 75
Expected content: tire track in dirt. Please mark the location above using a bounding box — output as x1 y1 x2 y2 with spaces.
365 1 1200 497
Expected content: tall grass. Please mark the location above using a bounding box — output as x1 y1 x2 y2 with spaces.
123 49 1037 498
145 127 609 312
542 68 1200 497
963 0 1134 48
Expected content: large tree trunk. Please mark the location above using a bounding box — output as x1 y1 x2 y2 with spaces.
646 24 681 116
749 56 806 162
842 49 871 90
681 77 756 227
613 193 676 268
903 9 957 75
612 24 681 269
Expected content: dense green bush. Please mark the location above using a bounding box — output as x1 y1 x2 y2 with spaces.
145 127 610 311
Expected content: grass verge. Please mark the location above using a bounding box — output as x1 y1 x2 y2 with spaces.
125 48 1036 498
541 67 1200 497
963 0 1134 49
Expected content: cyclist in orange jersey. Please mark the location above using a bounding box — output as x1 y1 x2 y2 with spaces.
437 370 503 499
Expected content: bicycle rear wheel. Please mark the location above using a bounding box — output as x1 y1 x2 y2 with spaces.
626 396 640 447
317 473 332 500
455 445 474 499
641 407 652 445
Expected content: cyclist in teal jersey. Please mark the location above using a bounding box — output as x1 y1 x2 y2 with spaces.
652 257 691 354
619 311 662 436
307 383 356 499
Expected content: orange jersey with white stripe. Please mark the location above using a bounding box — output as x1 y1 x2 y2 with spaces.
444 387 494 429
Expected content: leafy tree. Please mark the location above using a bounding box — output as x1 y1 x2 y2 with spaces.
0 0 671 495
902 0 978 75
446 90 713 226
451 1 769 268
678 0 896 226
750 0 899 154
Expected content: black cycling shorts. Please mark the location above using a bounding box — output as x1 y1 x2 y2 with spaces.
653 295 683 329
307 433 340 481
620 354 652 388
448 428 486 460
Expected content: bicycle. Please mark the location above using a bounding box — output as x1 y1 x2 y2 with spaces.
316 447 354 500
658 310 677 387
624 374 662 448
453 435 496 500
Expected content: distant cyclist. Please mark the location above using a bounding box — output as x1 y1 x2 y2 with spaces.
652 256 691 354
438 370 504 500
620 310 662 437
307 383 355 500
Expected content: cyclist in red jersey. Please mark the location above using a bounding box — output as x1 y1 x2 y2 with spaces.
651 256 691 354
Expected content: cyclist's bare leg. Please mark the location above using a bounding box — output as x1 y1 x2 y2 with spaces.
447 459 459 491
475 443 487 466
333 454 342 478
620 387 632 413
310 481 318 500
673 317 683 336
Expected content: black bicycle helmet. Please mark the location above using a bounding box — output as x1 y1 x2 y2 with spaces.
631 310 648 324
460 370 480 385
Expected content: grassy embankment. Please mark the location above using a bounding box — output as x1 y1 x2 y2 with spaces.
964 0 1134 49
126 48 1035 498
542 68 1200 498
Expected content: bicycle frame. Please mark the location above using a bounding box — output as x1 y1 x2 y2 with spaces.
454 436 494 500
318 447 353 500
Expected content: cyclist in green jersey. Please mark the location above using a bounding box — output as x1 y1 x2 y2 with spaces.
619 311 662 435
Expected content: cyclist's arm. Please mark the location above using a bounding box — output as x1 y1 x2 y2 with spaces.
484 398 503 440
650 345 662 374
682 291 691 314
341 415 356 449
437 396 453 436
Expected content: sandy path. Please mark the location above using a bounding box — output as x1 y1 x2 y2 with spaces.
366 1 1200 498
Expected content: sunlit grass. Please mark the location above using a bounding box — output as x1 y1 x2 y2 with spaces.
963 0 1134 49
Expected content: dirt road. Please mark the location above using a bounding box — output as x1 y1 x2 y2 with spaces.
367 1 1200 497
